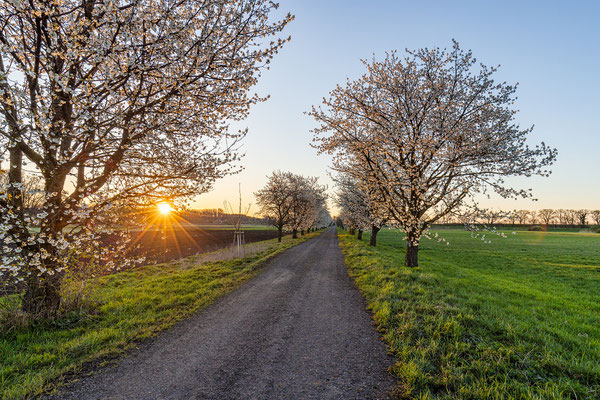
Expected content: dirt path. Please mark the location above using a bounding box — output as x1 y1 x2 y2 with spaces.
48 228 395 399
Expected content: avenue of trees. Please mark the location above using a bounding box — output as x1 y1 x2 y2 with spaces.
0 0 292 316
333 172 387 246
310 42 557 267
255 171 330 241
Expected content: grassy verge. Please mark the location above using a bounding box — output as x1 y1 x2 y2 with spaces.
338 228 600 399
0 231 321 399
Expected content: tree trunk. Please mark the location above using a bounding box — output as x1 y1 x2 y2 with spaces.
292 229 298 239
22 271 62 317
349 228 355 235
8 146 23 201
357 229 363 240
23 180 68 316
405 242 419 267
300 229 304 236
369 225 380 246
277 227 283 242
8 145 24 235
9 146 62 317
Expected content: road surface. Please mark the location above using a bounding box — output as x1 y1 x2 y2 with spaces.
49 228 395 399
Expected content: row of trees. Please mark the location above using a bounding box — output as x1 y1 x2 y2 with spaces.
438 208 600 226
0 0 292 316
333 173 386 246
255 171 330 241
311 42 556 267
179 209 267 226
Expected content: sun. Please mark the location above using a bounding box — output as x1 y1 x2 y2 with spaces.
157 202 173 215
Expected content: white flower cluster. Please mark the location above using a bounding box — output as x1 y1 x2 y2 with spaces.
0 183 145 288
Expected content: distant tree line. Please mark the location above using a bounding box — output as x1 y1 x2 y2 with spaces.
179 209 268 226
437 208 600 226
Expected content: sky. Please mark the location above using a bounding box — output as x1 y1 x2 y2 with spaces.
194 0 600 215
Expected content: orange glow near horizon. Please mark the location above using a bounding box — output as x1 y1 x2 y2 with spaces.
157 202 174 215
121 200 210 263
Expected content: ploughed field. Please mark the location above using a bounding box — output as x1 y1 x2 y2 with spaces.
0 225 279 295
120 224 279 264
339 228 600 399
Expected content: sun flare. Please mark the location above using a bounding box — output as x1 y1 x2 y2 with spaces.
157 202 173 215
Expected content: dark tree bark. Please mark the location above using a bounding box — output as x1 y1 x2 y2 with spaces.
349 228 355 235
357 229 363 240
8 145 24 231
405 242 419 267
277 226 283 242
369 225 380 246
292 229 298 239
300 229 304 236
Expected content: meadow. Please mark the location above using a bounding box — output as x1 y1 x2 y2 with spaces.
0 232 320 399
338 228 600 399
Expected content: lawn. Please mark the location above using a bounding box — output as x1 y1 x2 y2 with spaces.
338 228 600 399
0 231 321 399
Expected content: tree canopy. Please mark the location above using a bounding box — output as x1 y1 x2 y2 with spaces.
310 42 557 266
0 0 292 315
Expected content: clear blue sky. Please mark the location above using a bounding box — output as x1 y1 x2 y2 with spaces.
196 0 600 214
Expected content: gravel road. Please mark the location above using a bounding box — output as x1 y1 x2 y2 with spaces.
48 228 395 399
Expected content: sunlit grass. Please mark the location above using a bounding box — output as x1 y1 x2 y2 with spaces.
0 232 321 399
338 228 600 399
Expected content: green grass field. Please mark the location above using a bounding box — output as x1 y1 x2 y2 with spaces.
0 232 320 399
338 228 600 399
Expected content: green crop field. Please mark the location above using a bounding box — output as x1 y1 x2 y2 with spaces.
338 228 600 399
